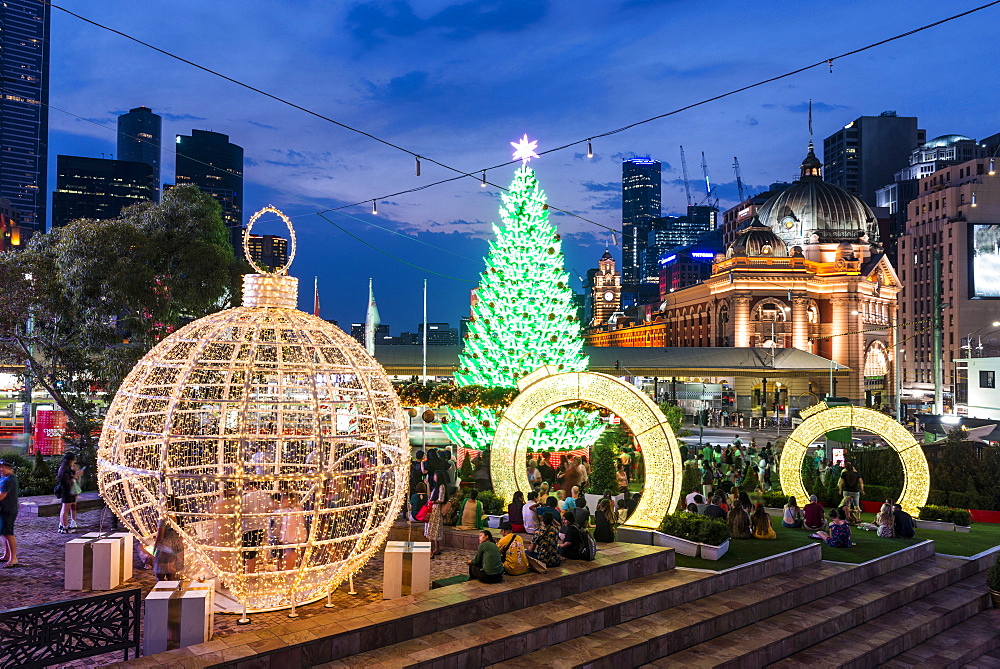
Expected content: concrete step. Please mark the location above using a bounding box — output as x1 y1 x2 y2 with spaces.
964 647 1000 669
106 542 674 668
336 544 825 668
498 541 936 669
878 608 1000 669
769 571 989 669
652 555 972 668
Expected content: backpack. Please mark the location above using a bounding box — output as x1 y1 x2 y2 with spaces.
579 527 597 561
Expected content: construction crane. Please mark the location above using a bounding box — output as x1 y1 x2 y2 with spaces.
679 146 693 208
699 152 720 208
733 156 747 202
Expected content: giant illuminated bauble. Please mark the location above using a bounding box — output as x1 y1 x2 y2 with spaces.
98 250 407 612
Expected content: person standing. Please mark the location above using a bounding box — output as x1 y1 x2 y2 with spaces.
55 453 83 533
0 459 19 567
424 471 447 557
241 482 276 573
409 450 425 494
838 462 864 508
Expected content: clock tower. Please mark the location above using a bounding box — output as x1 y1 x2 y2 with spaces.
590 248 621 327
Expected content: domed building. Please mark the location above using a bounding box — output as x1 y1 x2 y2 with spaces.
755 144 880 255
588 144 901 412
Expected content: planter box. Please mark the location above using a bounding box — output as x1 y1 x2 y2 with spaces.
652 530 700 557
955 525 972 533
915 519 955 532
699 539 730 561
616 526 653 545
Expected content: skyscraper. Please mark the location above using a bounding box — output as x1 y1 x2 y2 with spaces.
175 130 244 248
0 0 50 233
51 156 155 228
621 157 661 306
822 112 924 208
117 106 162 200
643 205 718 285
245 234 288 272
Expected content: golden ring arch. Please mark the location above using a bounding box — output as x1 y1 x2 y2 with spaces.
779 402 930 516
490 366 683 530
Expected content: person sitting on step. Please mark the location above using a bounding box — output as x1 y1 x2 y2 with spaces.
468 530 504 583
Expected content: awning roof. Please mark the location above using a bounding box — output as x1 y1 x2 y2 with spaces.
375 345 850 379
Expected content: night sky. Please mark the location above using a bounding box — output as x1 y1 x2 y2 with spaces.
48 1 1000 331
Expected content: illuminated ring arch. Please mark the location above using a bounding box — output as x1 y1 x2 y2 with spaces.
779 402 929 516
491 366 683 530
243 205 297 275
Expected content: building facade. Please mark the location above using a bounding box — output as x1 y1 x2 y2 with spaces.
246 234 288 272
0 0 50 233
898 157 1000 411
621 157 661 306
823 112 924 208
51 156 156 228
643 205 718 285
721 182 792 249
117 106 162 200
175 130 244 247
876 134 985 267
588 147 900 410
0 197 25 252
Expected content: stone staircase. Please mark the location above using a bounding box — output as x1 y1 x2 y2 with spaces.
113 538 999 668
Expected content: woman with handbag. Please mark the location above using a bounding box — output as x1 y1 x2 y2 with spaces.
55 453 83 534
423 471 447 557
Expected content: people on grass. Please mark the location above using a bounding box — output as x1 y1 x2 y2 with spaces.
497 522 529 575
685 487 702 507
782 496 804 529
702 496 727 520
892 503 916 538
803 495 826 531
468 530 504 583
813 507 852 548
727 501 753 539
751 503 777 540
876 502 895 538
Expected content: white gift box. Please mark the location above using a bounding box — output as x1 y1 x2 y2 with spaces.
65 537 121 591
383 540 431 599
82 532 134 582
144 580 215 655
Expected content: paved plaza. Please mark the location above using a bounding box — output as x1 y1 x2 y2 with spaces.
3 504 473 667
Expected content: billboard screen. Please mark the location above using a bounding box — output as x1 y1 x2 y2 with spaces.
971 224 1000 298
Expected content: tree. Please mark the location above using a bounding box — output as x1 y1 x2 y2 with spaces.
442 164 603 452
0 186 244 478
658 401 692 438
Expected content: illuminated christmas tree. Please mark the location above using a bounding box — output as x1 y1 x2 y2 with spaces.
442 136 603 453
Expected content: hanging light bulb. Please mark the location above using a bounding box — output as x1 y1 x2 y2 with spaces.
587 140 593 159
372 200 378 215
481 171 487 187
612 230 619 246
971 192 978 207
415 156 421 177
989 158 996 176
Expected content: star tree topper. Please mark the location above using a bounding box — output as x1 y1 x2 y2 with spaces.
511 134 539 164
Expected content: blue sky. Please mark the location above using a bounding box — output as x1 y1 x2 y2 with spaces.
48 0 1000 331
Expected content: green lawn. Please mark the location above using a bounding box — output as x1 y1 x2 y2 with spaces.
672 515 1000 570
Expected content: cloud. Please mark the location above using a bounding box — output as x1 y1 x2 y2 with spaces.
346 0 549 47
580 180 618 193
248 120 277 130
746 116 759 126
365 70 430 101
159 112 208 122
778 101 850 114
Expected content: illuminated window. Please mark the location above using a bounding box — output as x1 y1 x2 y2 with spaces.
981 370 996 389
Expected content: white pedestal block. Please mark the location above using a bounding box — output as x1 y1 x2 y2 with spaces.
144 580 215 655
82 531 134 582
383 540 431 599
65 537 121 591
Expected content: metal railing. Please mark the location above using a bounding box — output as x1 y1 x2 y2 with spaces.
0 587 141 668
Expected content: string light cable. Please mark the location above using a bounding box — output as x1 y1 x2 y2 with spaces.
43 1 1000 233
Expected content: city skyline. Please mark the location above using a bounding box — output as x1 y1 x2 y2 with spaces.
40 1 1000 329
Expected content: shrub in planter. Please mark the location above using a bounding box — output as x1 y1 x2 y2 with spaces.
477 490 506 516
658 511 730 546
918 505 973 526
753 491 788 508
